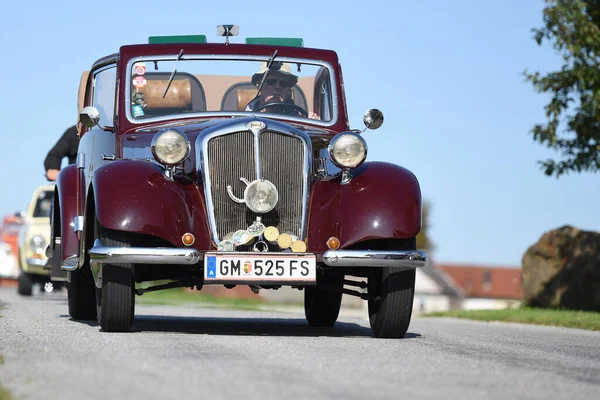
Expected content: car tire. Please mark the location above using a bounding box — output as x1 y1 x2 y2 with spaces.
368 267 416 339
95 226 135 332
18 272 33 296
304 271 343 327
68 264 97 320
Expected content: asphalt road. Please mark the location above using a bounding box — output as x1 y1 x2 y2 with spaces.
0 285 599 400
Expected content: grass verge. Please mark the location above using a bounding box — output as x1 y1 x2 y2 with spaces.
423 307 600 331
0 383 12 400
136 287 278 311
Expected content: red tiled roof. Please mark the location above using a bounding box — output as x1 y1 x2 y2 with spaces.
437 264 522 300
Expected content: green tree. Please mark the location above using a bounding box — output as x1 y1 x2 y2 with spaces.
524 0 600 177
417 200 434 251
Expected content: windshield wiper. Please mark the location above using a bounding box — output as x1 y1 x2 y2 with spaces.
249 50 278 105
163 49 184 98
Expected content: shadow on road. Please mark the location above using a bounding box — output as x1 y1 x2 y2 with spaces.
61 313 421 339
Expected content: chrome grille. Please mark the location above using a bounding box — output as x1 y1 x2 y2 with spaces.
206 129 305 241
207 131 256 239
259 131 304 237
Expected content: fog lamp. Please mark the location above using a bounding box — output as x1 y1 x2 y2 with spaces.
244 180 279 214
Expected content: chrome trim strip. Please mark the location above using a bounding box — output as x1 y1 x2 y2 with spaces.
196 117 312 245
89 239 200 265
123 55 339 128
322 250 427 269
253 129 261 179
73 216 84 233
26 258 48 267
77 153 85 169
61 255 79 271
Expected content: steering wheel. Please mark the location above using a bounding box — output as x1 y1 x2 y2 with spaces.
254 102 308 118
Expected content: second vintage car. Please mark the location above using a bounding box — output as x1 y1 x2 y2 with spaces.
49 26 426 337
18 184 56 295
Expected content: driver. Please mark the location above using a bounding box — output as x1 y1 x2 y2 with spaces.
246 62 319 119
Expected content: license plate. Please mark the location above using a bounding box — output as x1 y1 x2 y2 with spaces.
204 252 316 284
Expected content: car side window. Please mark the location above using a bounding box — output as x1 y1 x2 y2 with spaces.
92 66 117 127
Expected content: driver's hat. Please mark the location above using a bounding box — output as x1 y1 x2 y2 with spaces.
252 62 298 87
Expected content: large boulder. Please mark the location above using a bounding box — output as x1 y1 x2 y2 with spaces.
521 225 600 311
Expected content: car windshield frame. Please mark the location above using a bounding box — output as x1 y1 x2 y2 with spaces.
123 54 339 127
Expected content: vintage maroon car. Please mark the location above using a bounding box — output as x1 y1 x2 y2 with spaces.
49 26 426 337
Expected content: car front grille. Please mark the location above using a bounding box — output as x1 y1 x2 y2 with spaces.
206 130 306 242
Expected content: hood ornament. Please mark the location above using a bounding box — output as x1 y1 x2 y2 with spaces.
227 177 279 214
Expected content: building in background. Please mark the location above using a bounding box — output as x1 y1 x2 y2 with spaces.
438 263 523 310
413 258 464 313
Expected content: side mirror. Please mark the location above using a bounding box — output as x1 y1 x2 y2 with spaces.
79 106 101 128
363 109 384 131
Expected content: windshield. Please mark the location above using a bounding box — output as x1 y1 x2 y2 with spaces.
32 190 53 218
127 57 335 123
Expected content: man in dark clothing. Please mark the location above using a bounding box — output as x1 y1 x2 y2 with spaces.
44 125 79 181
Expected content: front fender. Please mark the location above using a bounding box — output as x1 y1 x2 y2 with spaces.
93 160 211 249
307 161 421 252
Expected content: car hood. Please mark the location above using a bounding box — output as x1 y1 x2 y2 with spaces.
120 117 341 171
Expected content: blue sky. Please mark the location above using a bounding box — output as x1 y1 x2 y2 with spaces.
0 0 597 267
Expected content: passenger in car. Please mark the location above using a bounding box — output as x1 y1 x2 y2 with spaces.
245 62 319 120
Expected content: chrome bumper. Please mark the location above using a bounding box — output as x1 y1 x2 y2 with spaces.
89 239 201 265
88 239 424 270
322 250 426 269
26 258 48 267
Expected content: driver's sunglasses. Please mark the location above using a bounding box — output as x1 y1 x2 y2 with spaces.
265 78 293 88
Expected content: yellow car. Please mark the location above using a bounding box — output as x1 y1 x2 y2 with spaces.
17 184 57 295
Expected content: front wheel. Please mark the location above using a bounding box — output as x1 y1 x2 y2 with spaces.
368 267 416 338
68 265 97 320
17 271 33 296
95 224 135 332
304 271 344 327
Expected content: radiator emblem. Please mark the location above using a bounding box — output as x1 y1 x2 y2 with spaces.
247 121 266 131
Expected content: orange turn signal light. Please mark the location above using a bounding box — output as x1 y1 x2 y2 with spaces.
326 236 340 250
182 233 195 246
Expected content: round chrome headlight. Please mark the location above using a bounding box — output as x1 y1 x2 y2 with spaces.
30 235 46 255
244 180 279 214
328 132 368 169
151 129 190 166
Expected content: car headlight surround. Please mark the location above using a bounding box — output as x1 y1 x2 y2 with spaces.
151 129 190 166
328 132 368 169
30 235 46 255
